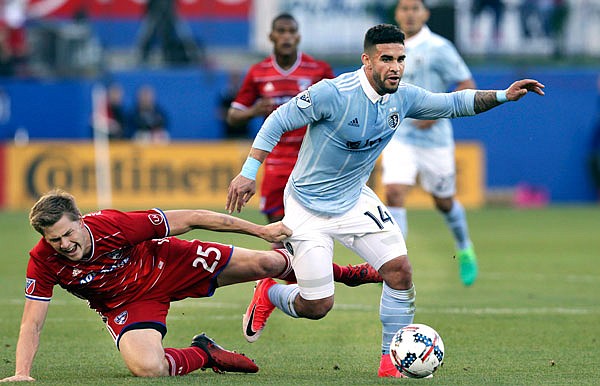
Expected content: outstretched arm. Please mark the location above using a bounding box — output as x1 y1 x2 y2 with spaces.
164 206 291 243
1 300 49 383
474 79 545 113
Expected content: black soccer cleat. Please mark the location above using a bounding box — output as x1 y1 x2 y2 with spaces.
191 333 259 374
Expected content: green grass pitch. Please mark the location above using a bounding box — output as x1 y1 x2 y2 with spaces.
1 206 599 385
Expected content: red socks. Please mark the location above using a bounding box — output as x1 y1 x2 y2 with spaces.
164 347 208 376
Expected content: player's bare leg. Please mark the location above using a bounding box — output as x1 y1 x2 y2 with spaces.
119 328 258 377
119 329 169 377
216 248 292 287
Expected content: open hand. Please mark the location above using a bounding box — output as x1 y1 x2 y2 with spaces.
506 79 545 101
226 174 256 214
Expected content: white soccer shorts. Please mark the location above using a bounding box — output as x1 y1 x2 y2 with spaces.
381 140 456 198
282 186 407 300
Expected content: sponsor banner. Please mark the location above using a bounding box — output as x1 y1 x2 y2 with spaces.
5 141 257 210
28 0 250 19
370 142 485 209
4 141 483 210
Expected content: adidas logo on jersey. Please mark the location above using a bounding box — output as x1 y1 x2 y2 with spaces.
348 117 360 127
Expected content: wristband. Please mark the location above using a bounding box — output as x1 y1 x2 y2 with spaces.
240 157 261 180
496 90 508 103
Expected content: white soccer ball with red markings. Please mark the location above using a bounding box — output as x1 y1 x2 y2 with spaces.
389 323 445 378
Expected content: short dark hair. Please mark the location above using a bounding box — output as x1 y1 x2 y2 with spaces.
364 24 405 52
271 13 297 30
29 189 81 235
398 0 429 7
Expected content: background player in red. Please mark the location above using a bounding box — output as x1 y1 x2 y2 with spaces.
226 13 380 286
1 189 299 381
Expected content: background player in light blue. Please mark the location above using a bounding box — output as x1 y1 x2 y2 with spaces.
382 0 479 287
226 24 544 378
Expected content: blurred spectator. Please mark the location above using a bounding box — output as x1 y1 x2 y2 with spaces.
0 0 28 76
520 0 567 55
105 83 128 140
130 85 169 144
218 70 249 139
136 0 202 66
522 0 567 37
471 0 505 43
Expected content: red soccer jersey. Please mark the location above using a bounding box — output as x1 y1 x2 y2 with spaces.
25 209 170 312
231 52 334 167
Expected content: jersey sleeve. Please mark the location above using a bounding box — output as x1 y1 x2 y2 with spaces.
25 245 57 301
231 65 260 110
252 79 337 152
404 83 476 119
108 209 170 244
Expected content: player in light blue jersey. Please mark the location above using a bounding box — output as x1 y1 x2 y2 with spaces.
382 0 479 287
226 24 544 378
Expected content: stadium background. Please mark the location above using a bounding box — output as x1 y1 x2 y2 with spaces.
0 0 599 209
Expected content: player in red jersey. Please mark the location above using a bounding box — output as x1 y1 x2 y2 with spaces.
227 13 381 286
1 189 300 381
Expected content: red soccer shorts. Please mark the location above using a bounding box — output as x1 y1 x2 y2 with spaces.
101 237 233 348
260 163 294 218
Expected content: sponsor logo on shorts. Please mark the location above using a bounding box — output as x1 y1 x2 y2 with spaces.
114 310 128 325
25 278 36 295
148 213 164 226
284 242 294 255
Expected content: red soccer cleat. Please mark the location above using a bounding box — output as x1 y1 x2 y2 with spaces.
378 353 407 378
242 278 277 343
191 333 258 373
338 262 383 287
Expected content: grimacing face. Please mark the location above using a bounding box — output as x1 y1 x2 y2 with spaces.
270 18 300 57
43 214 91 261
395 0 430 38
362 43 406 95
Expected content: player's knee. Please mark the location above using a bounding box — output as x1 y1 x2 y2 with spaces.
433 196 453 212
255 251 285 278
128 359 168 377
297 296 334 320
380 256 413 289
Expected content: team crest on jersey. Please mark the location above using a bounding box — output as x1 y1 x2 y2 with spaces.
114 311 128 325
25 278 36 295
148 213 164 225
263 82 275 93
387 112 400 129
296 90 312 109
72 268 82 277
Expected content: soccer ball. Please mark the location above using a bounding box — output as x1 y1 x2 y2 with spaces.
389 323 445 378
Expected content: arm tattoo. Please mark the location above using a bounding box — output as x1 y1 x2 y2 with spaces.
474 91 502 114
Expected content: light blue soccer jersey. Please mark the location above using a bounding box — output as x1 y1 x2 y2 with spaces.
252 67 476 216
397 26 472 148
